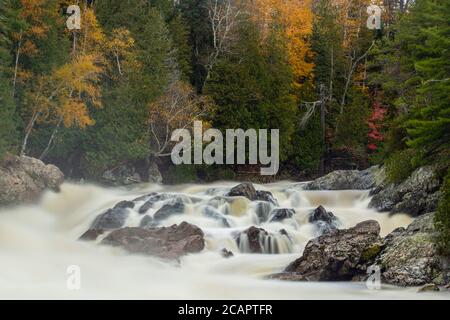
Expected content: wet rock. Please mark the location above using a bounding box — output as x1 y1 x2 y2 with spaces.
153 198 185 221
139 215 155 228
227 183 279 205
236 226 268 253
114 201 134 210
276 220 381 281
101 222 205 260
418 283 440 293
269 208 295 222
102 164 141 186
308 205 339 235
221 248 234 258
256 190 279 206
309 205 335 224
377 212 449 286
0 155 64 206
203 206 231 227
227 182 258 201
79 229 104 241
302 166 381 190
89 207 129 230
369 166 441 216
138 193 174 214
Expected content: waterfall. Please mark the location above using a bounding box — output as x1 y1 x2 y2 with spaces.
0 181 434 299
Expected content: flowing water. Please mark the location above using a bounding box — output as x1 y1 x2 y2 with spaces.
0 181 448 299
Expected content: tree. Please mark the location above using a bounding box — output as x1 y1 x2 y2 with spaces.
148 80 214 157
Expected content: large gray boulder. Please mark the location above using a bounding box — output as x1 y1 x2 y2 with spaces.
378 212 449 286
302 166 382 190
0 155 64 206
100 222 205 260
273 220 382 281
369 166 441 216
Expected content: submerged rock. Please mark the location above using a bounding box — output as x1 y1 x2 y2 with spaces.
236 226 268 253
256 190 279 206
369 166 441 216
227 182 278 204
221 248 234 258
308 205 339 235
153 198 185 221
302 166 381 190
269 208 295 222
236 226 292 254
418 283 440 293
377 212 449 286
101 222 205 260
274 220 381 281
89 207 130 230
114 201 135 210
203 206 231 227
0 155 64 206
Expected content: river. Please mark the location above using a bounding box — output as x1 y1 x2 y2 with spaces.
0 181 447 299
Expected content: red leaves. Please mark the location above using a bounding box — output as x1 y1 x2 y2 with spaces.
367 101 386 151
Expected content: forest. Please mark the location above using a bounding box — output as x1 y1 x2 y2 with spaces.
0 0 449 252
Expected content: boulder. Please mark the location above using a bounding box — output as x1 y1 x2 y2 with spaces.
274 220 381 281
227 183 278 205
89 207 130 230
302 166 381 190
236 226 268 253
137 193 173 214
369 166 441 216
377 212 449 286
227 182 258 200
308 205 339 235
153 198 185 221
269 208 295 222
101 222 205 260
255 190 279 206
113 201 135 210
102 164 141 186
0 155 64 206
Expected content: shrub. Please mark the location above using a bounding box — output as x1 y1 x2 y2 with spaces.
385 149 416 184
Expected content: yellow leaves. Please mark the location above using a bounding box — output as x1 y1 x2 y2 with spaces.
79 8 105 54
253 0 315 88
51 54 102 128
59 99 94 128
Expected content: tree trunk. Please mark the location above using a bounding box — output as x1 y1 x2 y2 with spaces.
40 116 63 160
20 111 40 156
12 32 23 97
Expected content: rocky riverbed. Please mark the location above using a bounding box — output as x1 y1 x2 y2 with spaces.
0 158 448 298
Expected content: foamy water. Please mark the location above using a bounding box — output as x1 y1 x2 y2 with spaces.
0 181 447 299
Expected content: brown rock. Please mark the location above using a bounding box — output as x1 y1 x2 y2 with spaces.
100 222 205 260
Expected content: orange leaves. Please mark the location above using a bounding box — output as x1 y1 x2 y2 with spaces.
252 0 315 88
52 54 102 128
59 99 95 128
